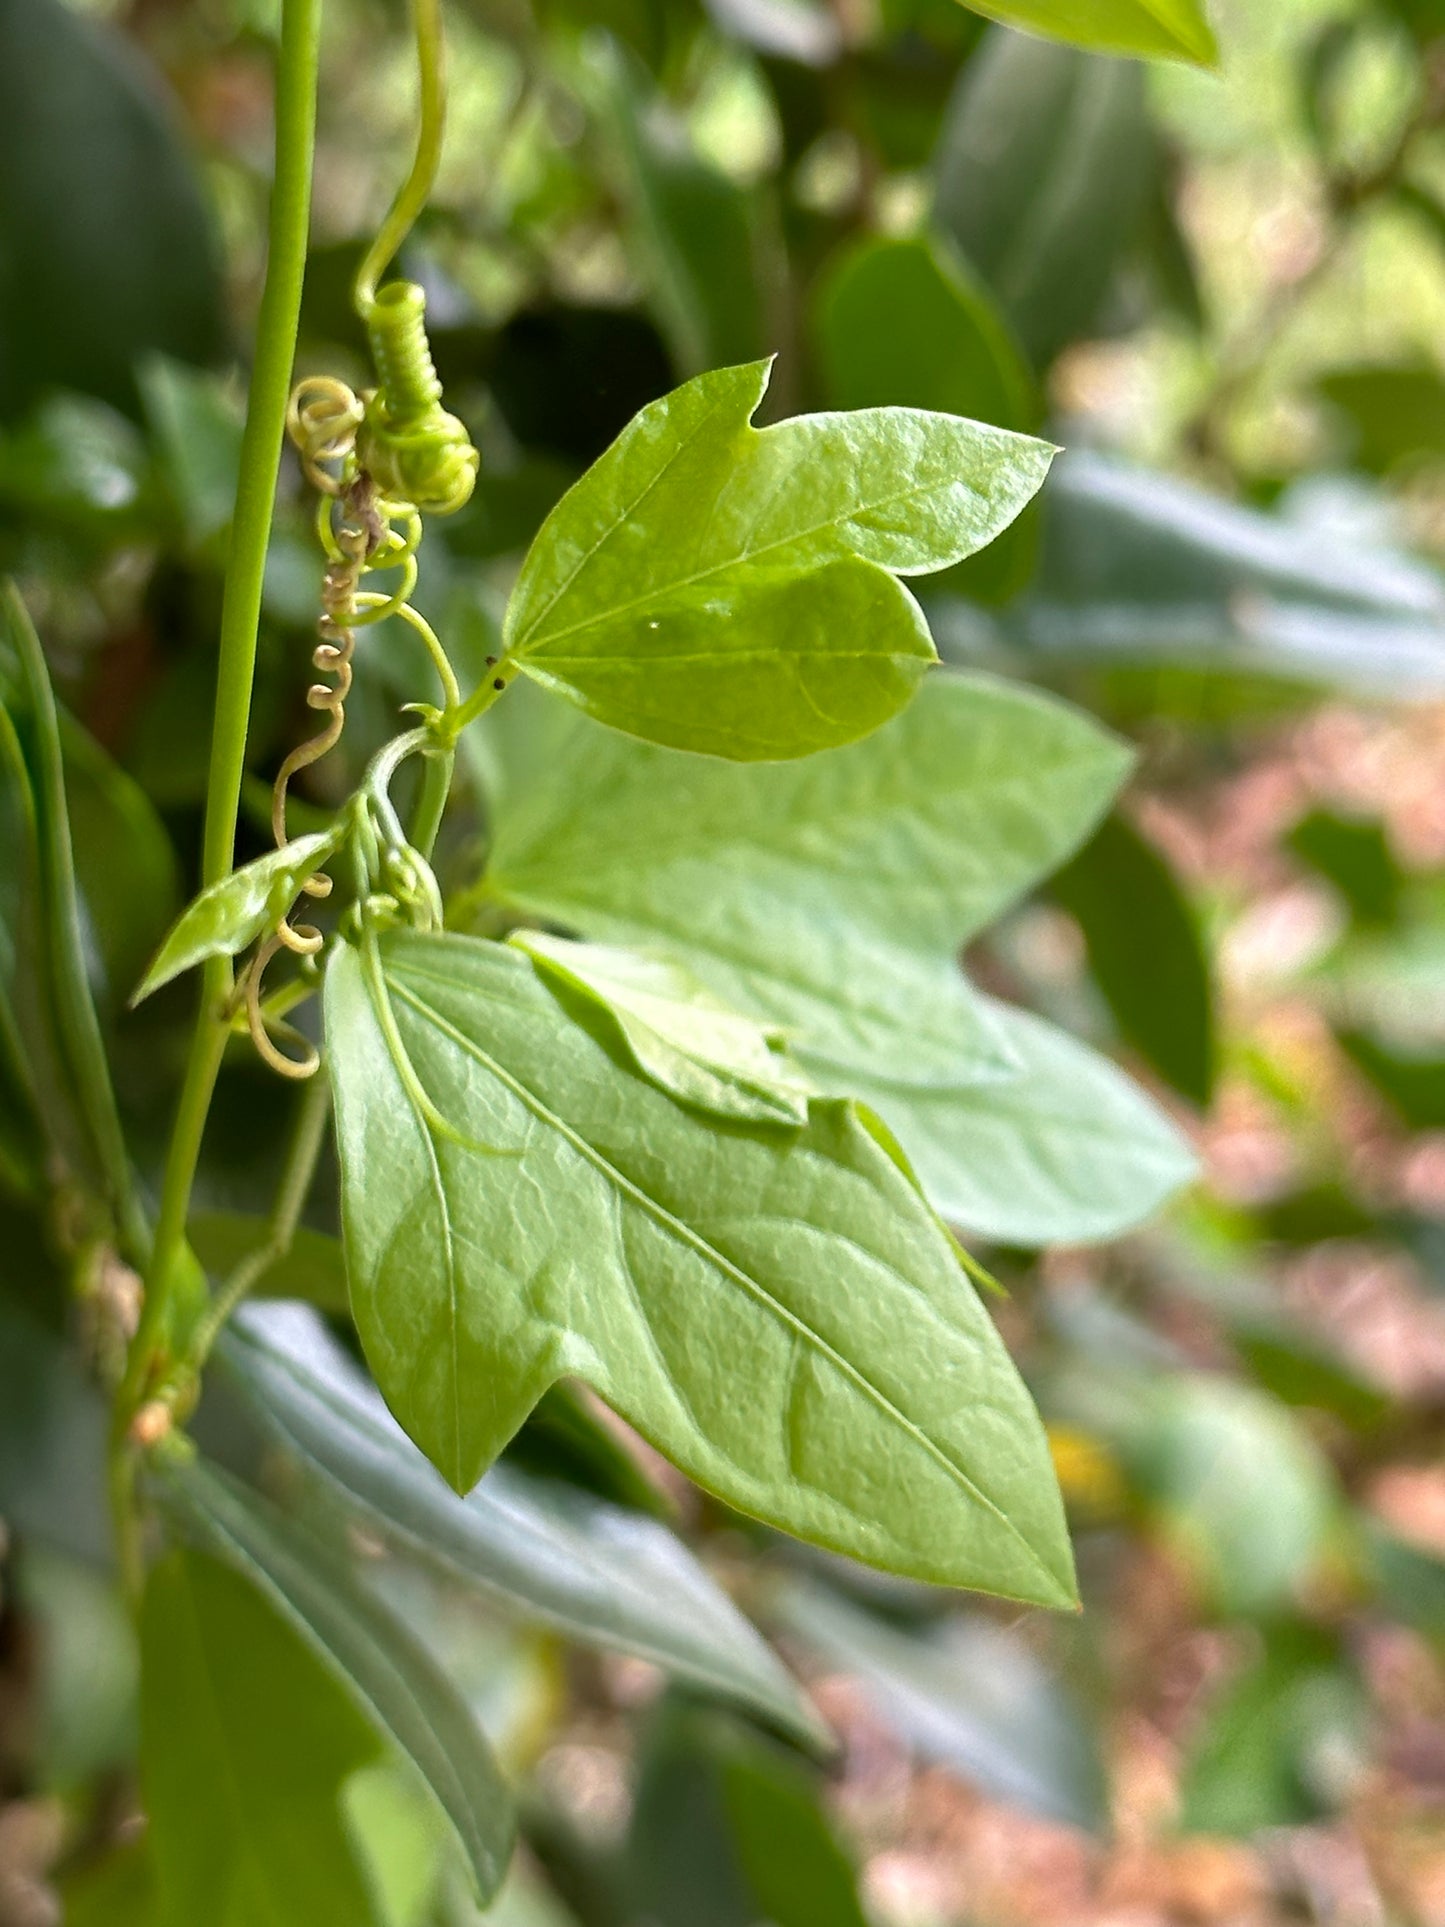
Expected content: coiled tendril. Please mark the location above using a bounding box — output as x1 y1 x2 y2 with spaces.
236 0 479 1081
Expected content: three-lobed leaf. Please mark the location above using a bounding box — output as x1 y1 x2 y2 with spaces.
325 928 1076 1606
501 359 1054 759
132 829 343 1004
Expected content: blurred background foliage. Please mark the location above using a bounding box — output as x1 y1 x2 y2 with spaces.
9 0 1445 1920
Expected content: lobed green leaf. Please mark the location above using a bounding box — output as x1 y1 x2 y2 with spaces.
501 360 1054 759
326 929 1076 1606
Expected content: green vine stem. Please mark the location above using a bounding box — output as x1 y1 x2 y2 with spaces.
111 0 324 1596
353 0 447 318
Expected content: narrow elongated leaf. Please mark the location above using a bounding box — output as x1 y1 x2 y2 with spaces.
217 1300 822 1742
156 1455 516 1903
479 675 1181 1244
326 930 1076 1606
976 449 1445 697
510 933 812 1125
133 829 343 1003
934 35 1154 366
954 0 1217 65
141 1547 389 1927
502 360 1053 759
1051 812 1216 1107
779 1583 1108 1830
1 584 136 1238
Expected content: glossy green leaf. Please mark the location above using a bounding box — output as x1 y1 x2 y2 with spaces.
779 1582 1108 1830
502 360 1053 758
934 35 1154 366
217 1300 822 1742
953 0 1217 64
813 233 1038 603
1051 811 1216 1108
1178 1626 1366 1836
141 1547 392 1927
0 0 224 422
510 933 813 1125
326 929 1076 1605
483 677 1190 1244
133 829 343 1004
156 1456 516 1904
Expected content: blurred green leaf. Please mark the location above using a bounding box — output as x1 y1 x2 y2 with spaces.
583 41 783 374
1125 1376 1338 1616
1178 1626 1366 1836
18 1543 137 1788
1 583 137 1239
1365 1524 1445 1641
1231 1320 1391 1433
327 930 1077 1603
1051 811 1216 1107
217 1301 823 1743
973 450 1445 697
934 33 1154 366
61 711 181 1016
157 1456 517 1906
0 0 223 422
955 0 1216 64
141 1547 395 1927
502 360 1053 758
62 1841 159 1926
1339 1026 1445 1130
511 932 813 1125
813 232 1039 603
626 1698 869 1927
139 355 244 553
1288 808 1404 929
0 394 155 534
779 1582 1109 1830
0 1282 111 1566
190 1212 351 1310
1318 363 1445 477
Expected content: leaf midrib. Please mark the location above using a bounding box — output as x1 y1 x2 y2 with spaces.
513 470 987 657
385 958 1058 1595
